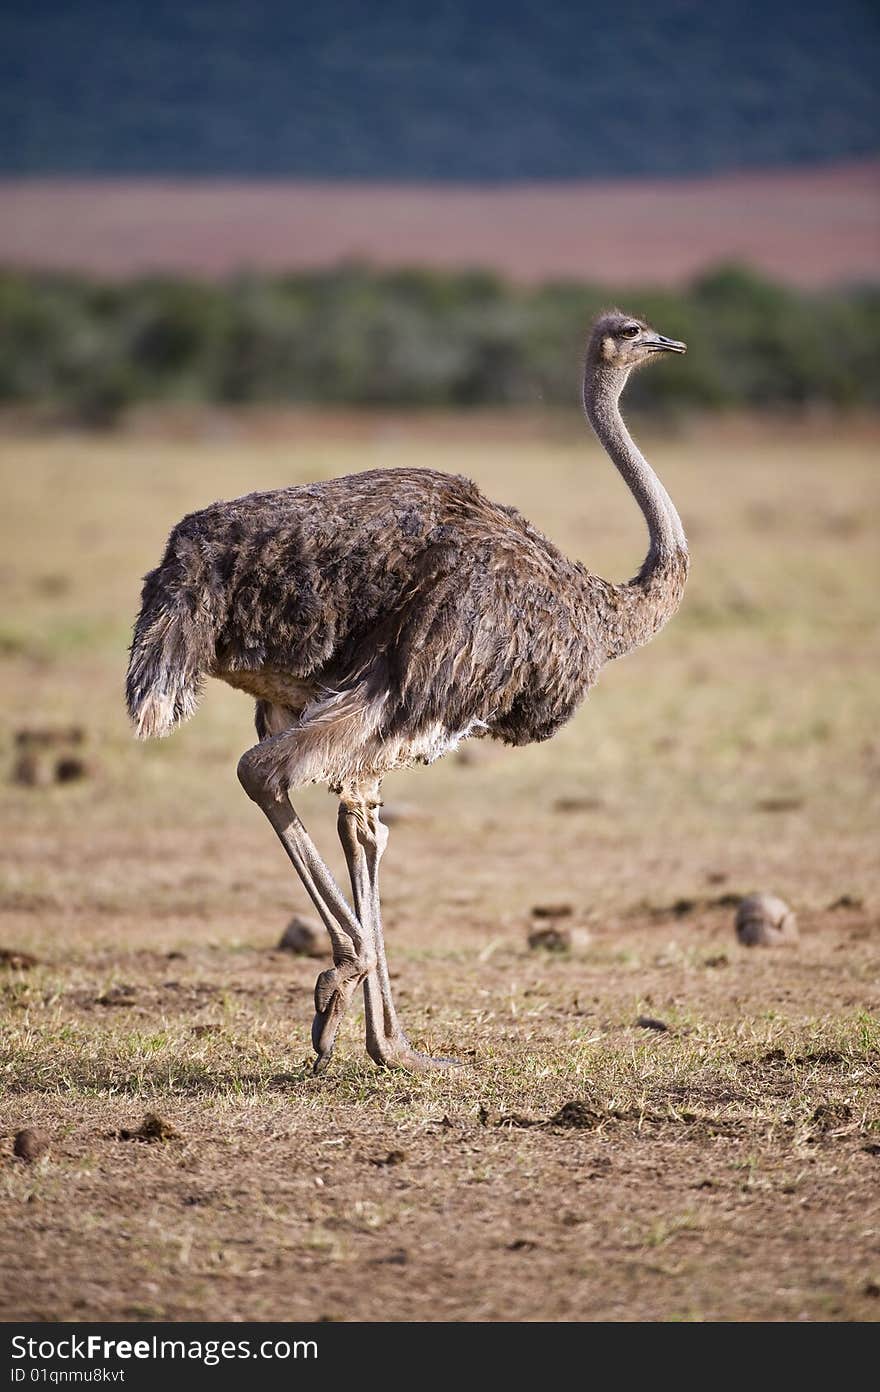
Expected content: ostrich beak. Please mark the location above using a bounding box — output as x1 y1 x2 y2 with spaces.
646 333 687 354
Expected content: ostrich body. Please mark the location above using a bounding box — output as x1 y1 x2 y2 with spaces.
126 311 688 1072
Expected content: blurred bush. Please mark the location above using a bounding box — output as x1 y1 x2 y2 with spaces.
0 263 877 424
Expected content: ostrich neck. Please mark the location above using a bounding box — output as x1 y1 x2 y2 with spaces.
582 362 688 659
583 364 687 568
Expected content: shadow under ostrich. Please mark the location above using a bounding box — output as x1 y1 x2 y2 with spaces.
126 310 688 1073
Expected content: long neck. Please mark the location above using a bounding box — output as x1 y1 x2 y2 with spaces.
582 362 687 570
582 360 688 658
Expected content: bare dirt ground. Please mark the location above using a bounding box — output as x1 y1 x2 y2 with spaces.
1 160 878 286
0 412 878 1322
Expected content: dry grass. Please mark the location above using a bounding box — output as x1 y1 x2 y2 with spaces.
0 412 878 1321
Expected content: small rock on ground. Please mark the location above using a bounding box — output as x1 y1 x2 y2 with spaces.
735 893 798 947
278 915 325 957
527 924 591 953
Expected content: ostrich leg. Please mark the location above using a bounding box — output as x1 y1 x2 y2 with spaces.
337 784 460 1071
237 749 376 1073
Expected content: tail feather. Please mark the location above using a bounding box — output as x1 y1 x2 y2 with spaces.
126 568 215 740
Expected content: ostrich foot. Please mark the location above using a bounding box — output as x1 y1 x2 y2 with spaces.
311 961 370 1073
367 1033 464 1073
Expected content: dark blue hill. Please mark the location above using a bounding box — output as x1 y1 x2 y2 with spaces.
2 0 878 178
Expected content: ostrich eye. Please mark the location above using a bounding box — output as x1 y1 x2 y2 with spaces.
620 324 640 338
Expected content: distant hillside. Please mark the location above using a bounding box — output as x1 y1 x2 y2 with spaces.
1 164 877 288
3 0 878 179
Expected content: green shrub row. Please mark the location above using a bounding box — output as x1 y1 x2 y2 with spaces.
1 264 877 422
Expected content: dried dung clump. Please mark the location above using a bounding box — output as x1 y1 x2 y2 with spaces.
370 1150 406 1167
11 751 52 788
528 925 571 952
810 1103 853 1134
552 795 604 813
55 756 90 783
13 1129 49 1163
828 894 864 911
549 1100 606 1129
119 1113 180 1143
0 948 39 970
11 726 92 788
527 924 591 953
96 985 137 1007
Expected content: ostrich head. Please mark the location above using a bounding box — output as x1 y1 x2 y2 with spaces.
587 310 686 375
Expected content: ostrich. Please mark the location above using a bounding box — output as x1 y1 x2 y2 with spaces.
126 310 688 1073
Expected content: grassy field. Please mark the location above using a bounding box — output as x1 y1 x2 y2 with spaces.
1 410 878 1322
